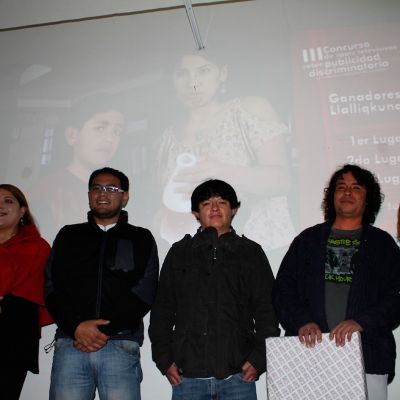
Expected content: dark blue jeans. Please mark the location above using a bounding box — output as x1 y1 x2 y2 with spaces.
172 373 257 400
49 338 142 400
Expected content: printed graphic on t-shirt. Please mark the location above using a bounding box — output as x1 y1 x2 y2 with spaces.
325 237 360 284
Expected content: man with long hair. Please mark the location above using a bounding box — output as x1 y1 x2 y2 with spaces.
273 164 400 400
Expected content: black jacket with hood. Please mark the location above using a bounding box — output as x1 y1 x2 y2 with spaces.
149 227 279 379
45 211 159 344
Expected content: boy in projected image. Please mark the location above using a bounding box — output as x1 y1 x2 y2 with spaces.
29 96 124 240
149 179 279 400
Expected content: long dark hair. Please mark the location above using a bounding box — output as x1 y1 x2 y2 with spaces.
0 184 36 227
322 164 383 224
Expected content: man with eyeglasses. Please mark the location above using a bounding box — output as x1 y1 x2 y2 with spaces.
273 164 400 400
45 167 159 400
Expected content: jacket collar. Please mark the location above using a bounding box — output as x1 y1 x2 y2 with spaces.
87 209 129 230
323 219 372 232
192 226 237 248
321 220 373 243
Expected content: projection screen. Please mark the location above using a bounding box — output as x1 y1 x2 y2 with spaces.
0 1 399 398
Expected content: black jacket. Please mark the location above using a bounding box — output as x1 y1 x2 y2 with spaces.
45 211 159 344
273 222 400 383
149 227 279 379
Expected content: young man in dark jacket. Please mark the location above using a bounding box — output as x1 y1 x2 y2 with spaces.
45 167 159 400
149 179 279 400
273 164 400 400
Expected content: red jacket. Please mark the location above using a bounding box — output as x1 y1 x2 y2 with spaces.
0 224 52 328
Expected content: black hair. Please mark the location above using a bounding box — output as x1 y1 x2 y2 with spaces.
191 179 241 212
322 164 383 224
65 94 124 131
44 94 125 171
88 167 129 191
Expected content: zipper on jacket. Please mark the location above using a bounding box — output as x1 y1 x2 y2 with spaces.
212 246 217 262
95 232 108 318
203 245 216 375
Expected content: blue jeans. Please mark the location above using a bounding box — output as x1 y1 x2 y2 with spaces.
49 338 142 400
172 373 257 400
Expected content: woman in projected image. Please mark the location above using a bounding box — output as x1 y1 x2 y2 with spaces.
156 52 295 256
0 184 52 400
29 96 124 240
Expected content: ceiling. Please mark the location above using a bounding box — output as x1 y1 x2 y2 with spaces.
0 0 244 30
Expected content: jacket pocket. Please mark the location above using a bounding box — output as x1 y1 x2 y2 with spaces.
227 330 255 369
110 239 135 272
172 329 186 369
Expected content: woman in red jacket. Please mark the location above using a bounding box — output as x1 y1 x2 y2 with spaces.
0 184 52 399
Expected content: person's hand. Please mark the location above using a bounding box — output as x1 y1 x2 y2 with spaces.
73 319 110 352
298 323 322 348
242 361 258 381
329 319 363 347
166 362 182 385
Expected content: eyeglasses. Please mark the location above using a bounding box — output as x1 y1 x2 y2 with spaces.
89 184 125 194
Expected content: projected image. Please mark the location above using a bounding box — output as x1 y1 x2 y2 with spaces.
155 52 295 253
292 24 400 232
1 2 400 399
28 96 124 239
